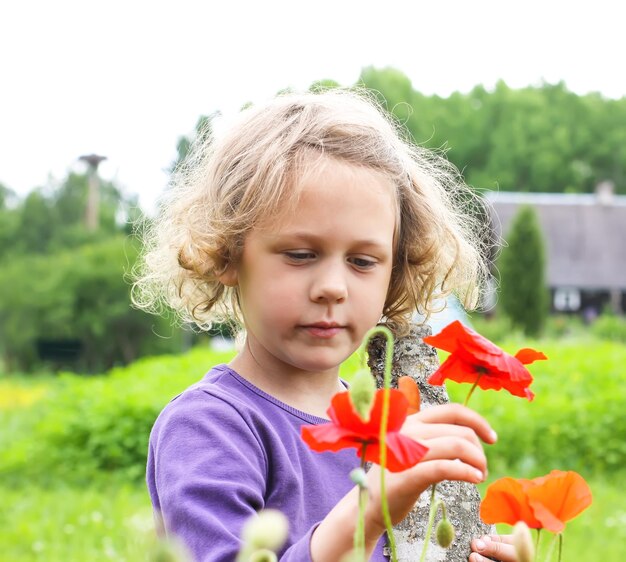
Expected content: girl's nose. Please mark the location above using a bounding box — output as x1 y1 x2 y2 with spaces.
310 262 348 304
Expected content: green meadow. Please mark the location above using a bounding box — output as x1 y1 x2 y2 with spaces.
1 337 624 561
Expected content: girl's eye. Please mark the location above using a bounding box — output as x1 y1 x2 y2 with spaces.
349 257 376 270
284 251 316 262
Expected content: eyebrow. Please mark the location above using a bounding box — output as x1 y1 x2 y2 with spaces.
273 231 391 251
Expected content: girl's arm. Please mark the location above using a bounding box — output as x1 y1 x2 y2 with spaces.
310 403 497 562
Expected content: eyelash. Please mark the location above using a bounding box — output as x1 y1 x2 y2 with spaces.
283 252 377 270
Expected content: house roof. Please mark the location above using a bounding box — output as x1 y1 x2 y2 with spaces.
484 190 626 290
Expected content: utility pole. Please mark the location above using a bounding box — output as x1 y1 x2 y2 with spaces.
79 153 107 231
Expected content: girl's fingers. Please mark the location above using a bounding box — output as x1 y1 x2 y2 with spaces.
402 420 483 448
420 436 487 474
411 403 497 444
470 535 518 562
403 458 485 489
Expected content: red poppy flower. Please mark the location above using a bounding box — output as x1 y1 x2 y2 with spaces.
423 321 547 400
301 389 428 472
481 471 592 533
525 470 593 533
480 477 542 529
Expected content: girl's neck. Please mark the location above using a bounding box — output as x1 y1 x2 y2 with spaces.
228 345 344 419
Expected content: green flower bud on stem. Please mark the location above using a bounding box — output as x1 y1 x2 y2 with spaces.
435 517 455 548
513 521 535 562
149 537 192 562
248 549 278 562
350 467 368 489
349 368 376 422
241 509 289 552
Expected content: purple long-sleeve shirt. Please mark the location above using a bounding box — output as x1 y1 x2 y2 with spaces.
147 364 388 561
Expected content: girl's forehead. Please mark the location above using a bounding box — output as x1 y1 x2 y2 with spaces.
254 156 398 240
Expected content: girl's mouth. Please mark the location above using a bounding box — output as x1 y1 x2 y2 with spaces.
301 323 345 339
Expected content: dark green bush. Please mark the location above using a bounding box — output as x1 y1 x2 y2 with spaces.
498 205 549 337
0 237 184 372
591 314 626 343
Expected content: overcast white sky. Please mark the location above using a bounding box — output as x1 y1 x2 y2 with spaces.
1 0 624 213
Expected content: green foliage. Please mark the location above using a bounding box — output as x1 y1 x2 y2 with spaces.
0 237 183 372
447 338 626 475
471 313 588 342
3 336 624 490
171 113 219 174
358 68 626 194
0 347 233 485
591 313 626 343
308 78 341 93
468 314 520 343
0 172 137 263
497 206 548 336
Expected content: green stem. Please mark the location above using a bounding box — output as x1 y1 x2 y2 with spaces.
463 374 482 406
419 485 438 562
354 446 368 557
535 528 541 553
364 326 397 562
557 533 563 562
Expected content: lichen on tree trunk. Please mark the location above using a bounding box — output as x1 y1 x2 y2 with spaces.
367 324 494 561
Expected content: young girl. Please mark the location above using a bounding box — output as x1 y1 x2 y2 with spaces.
134 90 517 562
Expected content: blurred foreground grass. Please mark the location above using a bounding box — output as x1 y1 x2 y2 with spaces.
1 474 623 561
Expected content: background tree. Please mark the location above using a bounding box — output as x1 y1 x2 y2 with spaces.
358 67 626 194
497 205 548 336
170 112 219 174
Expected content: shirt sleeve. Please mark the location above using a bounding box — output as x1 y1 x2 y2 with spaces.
148 388 318 562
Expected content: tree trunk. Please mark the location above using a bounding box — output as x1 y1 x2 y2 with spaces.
368 324 494 561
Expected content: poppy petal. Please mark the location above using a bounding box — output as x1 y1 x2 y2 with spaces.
398 376 420 414
526 470 593 533
480 477 542 528
362 433 429 472
427 354 480 386
425 321 542 401
301 424 365 453
515 348 548 365
423 320 466 354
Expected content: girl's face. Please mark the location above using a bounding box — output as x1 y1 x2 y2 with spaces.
226 157 397 378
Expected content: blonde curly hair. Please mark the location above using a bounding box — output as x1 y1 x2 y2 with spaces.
132 89 490 335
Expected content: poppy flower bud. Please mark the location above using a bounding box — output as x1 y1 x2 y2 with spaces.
241 509 289 552
149 533 192 562
349 368 376 422
350 467 368 489
513 521 535 562
248 549 278 562
435 517 455 548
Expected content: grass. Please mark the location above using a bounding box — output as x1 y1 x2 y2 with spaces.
0 473 621 562
0 480 153 562
1 333 624 561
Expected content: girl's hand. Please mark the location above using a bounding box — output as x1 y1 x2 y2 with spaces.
364 403 497 534
470 534 518 562
311 404 497 562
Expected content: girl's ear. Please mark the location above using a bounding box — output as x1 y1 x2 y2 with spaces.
217 265 238 287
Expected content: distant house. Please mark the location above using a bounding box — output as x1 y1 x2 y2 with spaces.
485 181 626 316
